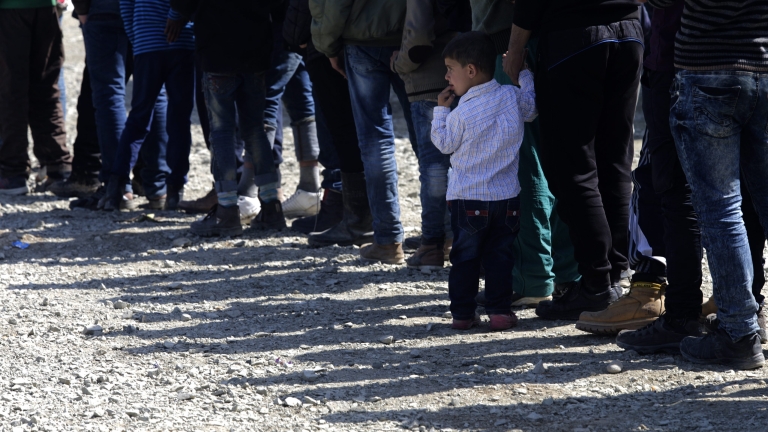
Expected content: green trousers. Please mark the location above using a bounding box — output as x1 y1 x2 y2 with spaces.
494 45 580 297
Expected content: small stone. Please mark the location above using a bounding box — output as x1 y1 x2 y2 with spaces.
514 386 528 395
398 315 407 320
120 310 133 319
171 237 192 248
409 349 421 358
302 370 320 382
48 325 60 333
542 397 554 406
7 317 17 325
125 411 140 418
58 377 70 385
379 335 394 345
494 419 508 427
82 325 103 335
606 361 623 374
92 408 105 418
227 364 242 374
259 407 269 414
343 322 354 328
168 282 183 290
81 387 93 396
304 396 320 405
177 392 195 401
284 397 302 407
255 386 267 395
181 314 192 321
371 361 384 369
527 412 543 421
147 369 161 378
113 300 130 310
163 340 176 349
40 297 49 306
531 360 547 374
442 311 452 319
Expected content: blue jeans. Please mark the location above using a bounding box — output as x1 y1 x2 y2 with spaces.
671 70 768 340
203 72 278 191
344 45 416 244
112 49 193 194
410 100 451 244
83 16 168 191
449 197 520 319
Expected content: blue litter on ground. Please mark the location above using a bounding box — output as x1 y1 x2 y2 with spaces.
12 241 29 249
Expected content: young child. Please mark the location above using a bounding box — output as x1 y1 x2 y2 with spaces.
431 31 537 331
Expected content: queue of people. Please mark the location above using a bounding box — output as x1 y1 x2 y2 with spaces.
0 0 766 370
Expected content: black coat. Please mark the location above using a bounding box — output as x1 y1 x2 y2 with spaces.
282 0 323 62
171 0 279 74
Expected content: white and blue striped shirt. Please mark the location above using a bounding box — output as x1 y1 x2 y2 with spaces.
431 70 537 201
120 0 195 56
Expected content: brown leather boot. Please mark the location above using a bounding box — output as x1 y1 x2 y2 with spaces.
360 242 404 265
575 281 665 334
406 244 445 270
190 204 243 237
178 187 217 214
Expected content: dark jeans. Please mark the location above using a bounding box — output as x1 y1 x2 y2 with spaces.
0 6 70 178
449 197 520 319
670 70 768 340
83 15 168 192
344 45 416 245
742 175 766 305
203 72 278 192
113 49 193 194
536 31 642 292
635 69 704 318
305 56 363 174
71 64 101 179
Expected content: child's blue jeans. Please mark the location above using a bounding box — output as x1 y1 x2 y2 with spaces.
449 197 520 320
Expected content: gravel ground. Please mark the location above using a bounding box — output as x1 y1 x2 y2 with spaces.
0 16 767 432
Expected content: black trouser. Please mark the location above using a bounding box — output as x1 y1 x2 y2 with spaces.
643 69 704 318
305 56 364 174
536 35 642 292
742 173 766 305
71 63 101 180
0 7 71 178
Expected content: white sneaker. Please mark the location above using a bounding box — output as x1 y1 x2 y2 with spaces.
238 195 261 224
281 189 322 218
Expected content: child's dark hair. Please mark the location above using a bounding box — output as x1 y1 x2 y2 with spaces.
442 31 496 75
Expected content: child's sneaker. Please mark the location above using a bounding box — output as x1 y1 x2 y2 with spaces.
489 313 518 331
452 314 481 330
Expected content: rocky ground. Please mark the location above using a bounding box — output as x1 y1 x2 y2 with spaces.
0 15 766 432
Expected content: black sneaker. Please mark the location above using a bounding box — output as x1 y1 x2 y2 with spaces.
190 204 243 237
403 235 421 251
0 176 29 195
69 186 106 210
680 328 765 370
616 315 703 354
703 306 767 344
251 200 287 231
535 281 619 321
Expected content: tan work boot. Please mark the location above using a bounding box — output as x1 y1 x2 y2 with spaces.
575 281 665 334
360 242 405 265
406 244 445 270
701 295 717 318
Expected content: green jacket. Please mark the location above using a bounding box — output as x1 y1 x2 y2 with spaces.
0 0 56 8
470 0 515 54
310 0 407 57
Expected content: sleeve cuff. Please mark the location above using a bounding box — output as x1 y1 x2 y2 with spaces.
433 106 451 117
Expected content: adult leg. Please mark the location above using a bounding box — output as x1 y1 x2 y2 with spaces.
344 45 404 250
0 8 34 191
28 7 70 178
71 64 101 180
741 177 766 305
163 50 195 208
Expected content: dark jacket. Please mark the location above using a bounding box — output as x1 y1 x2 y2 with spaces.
171 0 277 74
513 0 639 34
282 0 324 63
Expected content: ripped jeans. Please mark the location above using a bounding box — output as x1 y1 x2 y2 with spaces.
410 100 451 245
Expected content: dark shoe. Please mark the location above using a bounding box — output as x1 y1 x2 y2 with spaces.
48 174 99 198
251 200 287 231
616 314 702 354
0 176 29 195
103 176 137 212
178 187 217 214
535 281 619 321
70 186 106 210
476 290 551 307
758 306 767 344
291 189 343 234
360 242 405 265
406 244 445 270
553 281 578 300
165 184 184 210
680 328 765 370
403 235 421 251
452 314 481 330
308 172 373 247
576 281 665 335
704 306 767 344
190 204 243 237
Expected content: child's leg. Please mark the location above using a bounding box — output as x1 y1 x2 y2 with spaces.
448 199 490 321
482 197 521 316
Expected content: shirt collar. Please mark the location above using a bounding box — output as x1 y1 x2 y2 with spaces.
459 80 500 105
